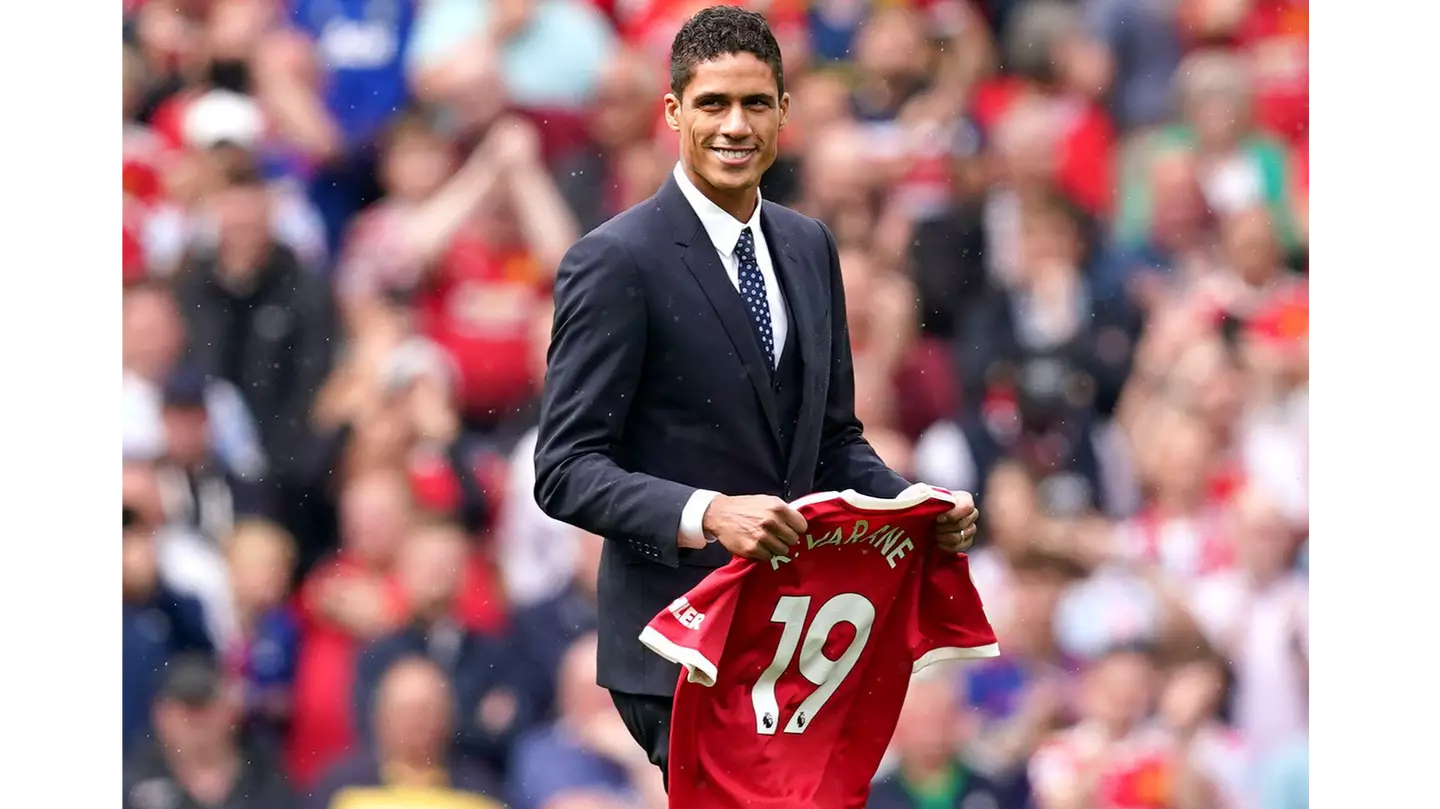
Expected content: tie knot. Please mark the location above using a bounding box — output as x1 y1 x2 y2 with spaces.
736 227 755 256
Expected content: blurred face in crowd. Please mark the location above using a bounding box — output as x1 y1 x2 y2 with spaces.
122 286 185 378
1149 150 1208 248
1229 486 1296 580
123 508 160 601
155 691 237 764
665 52 789 214
1169 337 1243 432
383 125 455 203
1149 410 1215 506
995 99 1058 192
227 521 295 612
204 0 266 63
557 633 610 724
398 524 468 620
1222 206 1281 287
1083 649 1157 732
855 8 927 83
474 185 524 250
1188 89 1247 154
162 403 210 467
590 51 656 150
790 71 852 143
123 463 165 530
892 675 967 768
375 658 453 764
1159 657 1227 731
802 125 873 211
1006 562 1067 657
1018 206 1083 283
209 176 272 262
340 472 412 568
1180 53 1252 153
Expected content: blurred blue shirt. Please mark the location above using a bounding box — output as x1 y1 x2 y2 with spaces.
407 0 616 111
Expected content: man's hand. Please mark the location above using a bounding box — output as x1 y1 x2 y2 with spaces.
702 495 809 561
935 490 980 553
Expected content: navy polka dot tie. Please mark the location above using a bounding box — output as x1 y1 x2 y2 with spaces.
735 227 775 369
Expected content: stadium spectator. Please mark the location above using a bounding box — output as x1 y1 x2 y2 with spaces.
287 471 410 787
123 653 295 809
222 519 303 747
122 280 267 478
309 656 505 809
352 522 536 779
509 531 603 721
508 633 668 809
122 500 215 752
868 670 1030 809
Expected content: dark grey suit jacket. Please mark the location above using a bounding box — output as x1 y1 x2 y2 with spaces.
533 174 909 697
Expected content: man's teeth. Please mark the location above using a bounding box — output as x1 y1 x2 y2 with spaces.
714 148 753 159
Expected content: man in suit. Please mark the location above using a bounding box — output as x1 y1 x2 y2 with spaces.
533 5 982 784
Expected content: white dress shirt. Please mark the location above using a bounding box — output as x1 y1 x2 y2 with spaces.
670 162 790 546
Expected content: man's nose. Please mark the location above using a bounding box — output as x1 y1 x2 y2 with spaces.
718 104 753 139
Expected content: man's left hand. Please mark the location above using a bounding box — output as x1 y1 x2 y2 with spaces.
935 491 979 553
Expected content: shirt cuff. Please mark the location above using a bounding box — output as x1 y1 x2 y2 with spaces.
679 489 720 546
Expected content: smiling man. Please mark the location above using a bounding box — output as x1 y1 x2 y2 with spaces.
533 5 982 786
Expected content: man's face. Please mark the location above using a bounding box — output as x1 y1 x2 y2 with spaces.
162 405 209 466
665 52 789 204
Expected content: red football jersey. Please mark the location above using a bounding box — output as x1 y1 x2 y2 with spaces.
640 484 1000 809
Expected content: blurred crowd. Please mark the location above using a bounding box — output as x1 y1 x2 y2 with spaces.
120 0 1308 808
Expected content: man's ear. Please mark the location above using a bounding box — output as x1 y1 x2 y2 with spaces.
778 91 791 130
664 93 682 132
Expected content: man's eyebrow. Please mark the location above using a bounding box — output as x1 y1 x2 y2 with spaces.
691 92 776 105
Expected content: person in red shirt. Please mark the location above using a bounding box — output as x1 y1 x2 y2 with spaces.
286 470 410 787
971 0 1116 218
1180 0 1308 147
337 112 577 440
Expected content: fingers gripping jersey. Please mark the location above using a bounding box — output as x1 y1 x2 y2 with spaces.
639 484 1000 809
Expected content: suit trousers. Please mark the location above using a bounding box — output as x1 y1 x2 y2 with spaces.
609 689 674 790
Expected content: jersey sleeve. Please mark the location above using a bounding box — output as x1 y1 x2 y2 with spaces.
910 548 1000 672
638 562 748 687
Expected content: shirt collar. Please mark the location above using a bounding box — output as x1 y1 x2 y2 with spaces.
672 162 763 259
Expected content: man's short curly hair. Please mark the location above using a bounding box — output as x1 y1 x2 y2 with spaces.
669 5 785 99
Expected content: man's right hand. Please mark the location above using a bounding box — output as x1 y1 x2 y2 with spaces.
702 495 809 561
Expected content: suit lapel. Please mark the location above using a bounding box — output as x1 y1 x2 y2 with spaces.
761 207 824 480
661 179 783 446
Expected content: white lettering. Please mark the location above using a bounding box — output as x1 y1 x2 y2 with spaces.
667 597 705 630
868 525 905 555
884 538 915 569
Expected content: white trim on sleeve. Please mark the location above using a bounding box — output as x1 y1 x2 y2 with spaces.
639 626 720 687
913 643 1001 673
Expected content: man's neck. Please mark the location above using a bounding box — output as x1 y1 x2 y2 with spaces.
682 163 757 223
381 751 449 787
